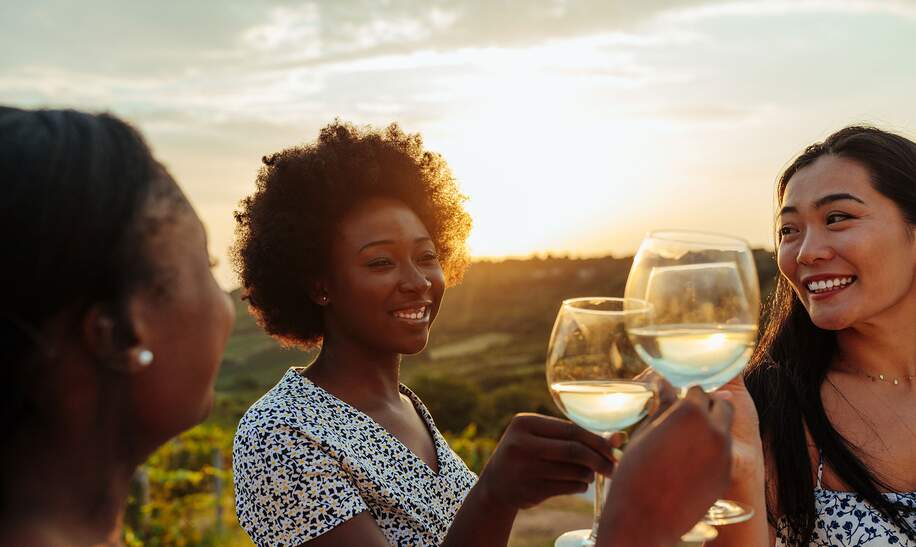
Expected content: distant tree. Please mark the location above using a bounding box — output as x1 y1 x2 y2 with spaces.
407 375 480 434
475 381 559 438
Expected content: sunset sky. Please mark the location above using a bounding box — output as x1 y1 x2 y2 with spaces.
4 0 916 287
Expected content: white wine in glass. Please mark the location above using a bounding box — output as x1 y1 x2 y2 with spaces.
625 230 760 532
546 297 655 547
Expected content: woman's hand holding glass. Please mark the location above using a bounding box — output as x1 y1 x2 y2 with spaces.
476 414 619 510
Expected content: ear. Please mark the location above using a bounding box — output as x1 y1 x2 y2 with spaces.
82 305 117 361
81 304 154 374
308 278 331 306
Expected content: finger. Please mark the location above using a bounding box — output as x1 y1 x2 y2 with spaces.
712 390 734 401
537 480 591 500
645 378 676 419
608 432 626 448
653 376 679 408
510 413 577 437
633 368 660 383
532 436 616 476
516 414 616 461
532 460 596 483
709 398 735 434
683 385 712 410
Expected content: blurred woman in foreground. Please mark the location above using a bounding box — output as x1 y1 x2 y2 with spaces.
714 126 916 546
0 107 235 545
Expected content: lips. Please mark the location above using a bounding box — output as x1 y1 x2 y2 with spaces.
802 274 857 295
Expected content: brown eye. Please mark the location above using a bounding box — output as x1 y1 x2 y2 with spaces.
826 213 852 224
367 258 394 268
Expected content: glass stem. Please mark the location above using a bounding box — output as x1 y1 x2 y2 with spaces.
588 431 614 544
588 470 607 543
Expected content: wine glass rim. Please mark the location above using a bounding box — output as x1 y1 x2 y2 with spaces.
646 229 752 249
561 296 652 315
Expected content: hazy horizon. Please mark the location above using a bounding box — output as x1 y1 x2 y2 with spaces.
4 0 916 287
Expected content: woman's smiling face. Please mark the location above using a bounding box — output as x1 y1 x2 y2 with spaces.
321 196 445 355
777 155 916 330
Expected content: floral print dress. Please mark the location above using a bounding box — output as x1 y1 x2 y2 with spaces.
233 368 478 546
776 454 916 546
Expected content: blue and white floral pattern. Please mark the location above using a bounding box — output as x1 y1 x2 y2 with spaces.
776 455 916 546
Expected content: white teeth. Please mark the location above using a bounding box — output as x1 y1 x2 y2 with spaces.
807 277 855 293
393 306 427 320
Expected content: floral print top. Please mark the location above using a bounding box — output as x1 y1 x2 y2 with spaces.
776 453 916 546
233 368 478 546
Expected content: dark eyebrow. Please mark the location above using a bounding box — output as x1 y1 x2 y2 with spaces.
358 239 395 253
778 193 865 217
358 237 432 253
778 205 797 217
813 192 865 209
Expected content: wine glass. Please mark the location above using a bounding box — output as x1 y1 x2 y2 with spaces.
624 230 760 532
546 297 657 547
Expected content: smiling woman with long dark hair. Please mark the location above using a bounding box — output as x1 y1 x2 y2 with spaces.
713 126 916 547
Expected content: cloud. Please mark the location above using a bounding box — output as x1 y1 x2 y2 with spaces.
661 0 916 23
242 3 322 57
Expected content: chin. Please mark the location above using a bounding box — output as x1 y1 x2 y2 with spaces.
182 390 216 430
809 313 854 331
395 337 430 355
199 390 216 419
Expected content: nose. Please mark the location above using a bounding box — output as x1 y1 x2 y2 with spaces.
398 263 432 293
796 228 834 266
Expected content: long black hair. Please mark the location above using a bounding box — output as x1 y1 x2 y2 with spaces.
745 126 916 545
0 107 184 508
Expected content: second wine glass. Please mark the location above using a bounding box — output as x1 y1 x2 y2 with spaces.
546 297 654 547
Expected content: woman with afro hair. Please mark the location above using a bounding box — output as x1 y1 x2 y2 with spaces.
231 121 736 547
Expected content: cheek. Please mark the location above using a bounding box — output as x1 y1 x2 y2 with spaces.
430 270 446 305
776 245 797 280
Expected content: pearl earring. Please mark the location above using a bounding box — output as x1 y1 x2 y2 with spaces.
137 348 154 367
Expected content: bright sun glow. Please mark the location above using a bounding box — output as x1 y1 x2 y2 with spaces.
8 1 914 288
420 49 678 260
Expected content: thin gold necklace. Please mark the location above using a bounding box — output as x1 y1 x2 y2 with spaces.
843 369 916 386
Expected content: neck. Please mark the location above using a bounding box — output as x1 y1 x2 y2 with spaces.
305 332 403 411
0 350 152 547
835 305 916 379
1 421 139 546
